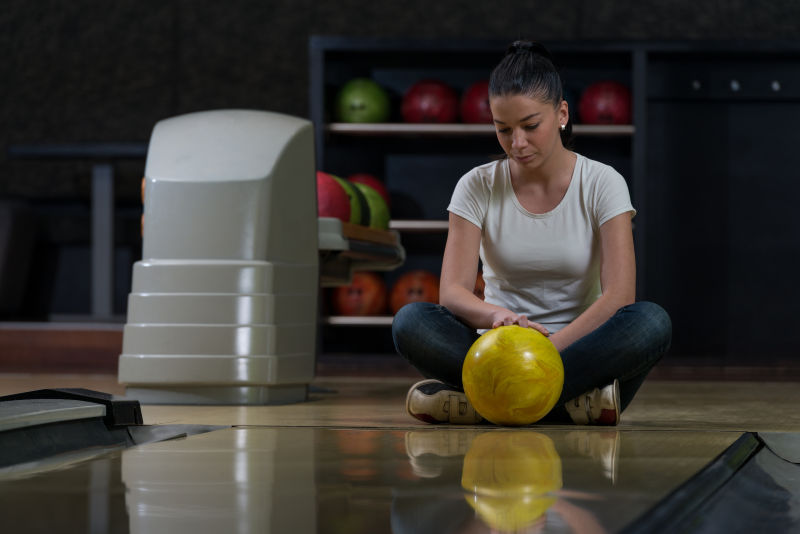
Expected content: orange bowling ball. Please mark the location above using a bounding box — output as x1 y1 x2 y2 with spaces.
331 272 388 316
473 271 485 300
389 270 439 314
462 325 564 426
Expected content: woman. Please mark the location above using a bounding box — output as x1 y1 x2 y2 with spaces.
391 40 672 426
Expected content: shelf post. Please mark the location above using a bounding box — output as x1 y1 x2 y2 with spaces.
632 48 648 300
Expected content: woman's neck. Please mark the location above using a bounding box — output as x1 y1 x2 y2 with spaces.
510 147 575 188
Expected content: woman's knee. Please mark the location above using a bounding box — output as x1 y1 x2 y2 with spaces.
392 302 436 334
628 301 672 351
637 301 671 335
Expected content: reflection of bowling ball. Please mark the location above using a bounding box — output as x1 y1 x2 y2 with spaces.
578 81 631 124
402 80 459 123
336 78 391 123
461 431 562 531
461 80 492 124
348 173 390 207
316 171 350 222
389 270 440 314
331 272 387 315
462 325 564 426
352 183 390 230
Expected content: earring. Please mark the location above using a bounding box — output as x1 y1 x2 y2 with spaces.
560 124 566 131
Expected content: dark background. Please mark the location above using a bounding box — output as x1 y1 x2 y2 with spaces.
2 1 800 359
4 1 799 197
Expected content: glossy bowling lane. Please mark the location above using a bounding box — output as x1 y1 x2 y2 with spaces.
1 426 744 533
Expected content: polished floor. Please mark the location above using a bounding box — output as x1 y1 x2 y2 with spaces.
1 374 800 533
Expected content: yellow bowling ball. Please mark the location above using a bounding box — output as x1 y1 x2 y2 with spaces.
461 431 562 531
462 325 564 426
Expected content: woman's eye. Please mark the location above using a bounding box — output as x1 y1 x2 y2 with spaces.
497 128 511 134
525 123 540 130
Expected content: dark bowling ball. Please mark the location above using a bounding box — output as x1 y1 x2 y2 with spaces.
578 81 631 125
401 80 459 123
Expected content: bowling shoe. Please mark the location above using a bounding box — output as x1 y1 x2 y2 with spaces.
565 379 620 426
405 379 484 424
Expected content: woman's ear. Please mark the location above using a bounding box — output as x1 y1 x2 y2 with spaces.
558 99 570 127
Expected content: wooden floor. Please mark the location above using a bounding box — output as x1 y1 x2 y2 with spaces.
3 323 800 433
3 324 800 533
3 371 799 533
2 372 799 433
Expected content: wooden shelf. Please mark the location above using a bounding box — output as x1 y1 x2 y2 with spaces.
572 124 635 136
389 219 448 232
323 316 394 326
327 123 635 136
340 221 399 245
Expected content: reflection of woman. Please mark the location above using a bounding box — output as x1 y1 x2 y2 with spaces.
392 40 672 426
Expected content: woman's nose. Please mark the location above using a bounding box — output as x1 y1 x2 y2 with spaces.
511 129 527 148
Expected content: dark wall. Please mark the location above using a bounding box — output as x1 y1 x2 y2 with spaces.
2 0 800 317
4 0 800 194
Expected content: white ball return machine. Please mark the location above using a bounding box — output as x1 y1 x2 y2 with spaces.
118 110 404 404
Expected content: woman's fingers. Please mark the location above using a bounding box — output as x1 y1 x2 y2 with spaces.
528 322 551 336
491 313 550 336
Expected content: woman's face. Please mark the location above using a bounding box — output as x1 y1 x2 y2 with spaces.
489 93 568 170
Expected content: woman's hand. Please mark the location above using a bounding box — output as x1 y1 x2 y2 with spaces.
490 310 550 336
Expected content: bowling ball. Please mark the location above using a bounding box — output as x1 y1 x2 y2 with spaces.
462 325 564 426
389 270 439 314
473 271 485 300
331 174 369 225
352 182 390 230
402 80 459 123
461 431 562 531
578 81 631 125
316 171 350 223
460 80 492 124
348 173 390 207
336 78 391 123
331 272 388 316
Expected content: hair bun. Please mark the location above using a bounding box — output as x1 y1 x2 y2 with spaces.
509 41 536 53
507 40 555 63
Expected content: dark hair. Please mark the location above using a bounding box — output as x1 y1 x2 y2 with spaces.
489 40 572 146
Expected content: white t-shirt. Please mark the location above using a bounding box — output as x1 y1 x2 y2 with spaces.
447 153 635 333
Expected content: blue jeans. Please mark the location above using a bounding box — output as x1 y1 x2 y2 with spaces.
391 301 672 423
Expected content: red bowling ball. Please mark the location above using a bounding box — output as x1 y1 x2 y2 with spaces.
578 81 632 125
402 80 459 123
316 171 350 223
461 80 493 124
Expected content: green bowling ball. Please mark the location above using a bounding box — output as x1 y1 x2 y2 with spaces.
331 175 369 225
335 78 391 123
352 182 390 230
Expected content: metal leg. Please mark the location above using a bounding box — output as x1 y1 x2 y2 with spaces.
91 163 114 320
